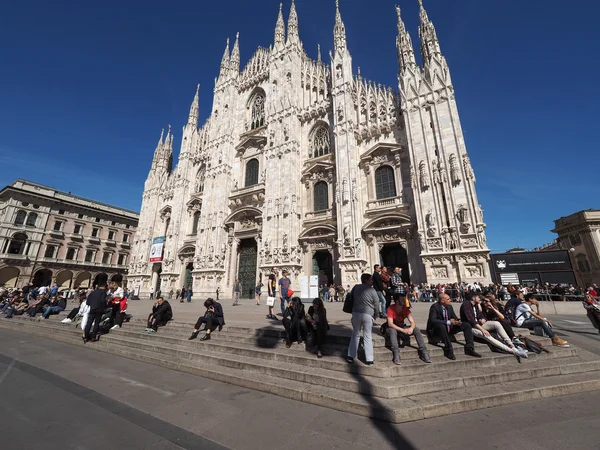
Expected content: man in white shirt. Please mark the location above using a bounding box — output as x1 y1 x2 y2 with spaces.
515 294 568 347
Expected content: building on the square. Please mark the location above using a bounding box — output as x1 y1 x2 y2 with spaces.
128 1 491 298
552 209 600 286
0 179 139 289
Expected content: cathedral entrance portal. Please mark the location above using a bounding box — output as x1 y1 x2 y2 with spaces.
237 239 258 299
312 250 333 288
380 244 410 283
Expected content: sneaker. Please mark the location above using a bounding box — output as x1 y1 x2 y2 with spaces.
365 361 374 366
512 337 524 346
552 337 569 347
148 329 156 333
110 324 120 330
513 347 528 359
346 356 354 364
61 318 72 324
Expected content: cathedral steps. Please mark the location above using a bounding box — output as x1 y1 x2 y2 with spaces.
2 316 600 423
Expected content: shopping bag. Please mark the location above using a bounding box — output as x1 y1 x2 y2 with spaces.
266 296 276 307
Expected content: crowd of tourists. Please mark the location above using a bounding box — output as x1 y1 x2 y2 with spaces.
2 267 599 366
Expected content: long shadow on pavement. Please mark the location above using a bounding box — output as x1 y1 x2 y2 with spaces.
252 321 417 449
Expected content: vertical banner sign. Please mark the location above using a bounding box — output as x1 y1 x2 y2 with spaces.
149 237 165 263
309 275 319 299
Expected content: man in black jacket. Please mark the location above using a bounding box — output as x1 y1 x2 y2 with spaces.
83 278 109 343
426 293 479 360
188 298 225 341
145 297 173 333
372 265 386 319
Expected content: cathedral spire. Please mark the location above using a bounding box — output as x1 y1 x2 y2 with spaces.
287 0 299 46
165 125 172 151
317 44 322 62
274 3 286 50
157 128 164 147
418 0 442 62
333 0 347 57
188 84 200 128
218 38 230 81
395 5 417 73
230 32 240 75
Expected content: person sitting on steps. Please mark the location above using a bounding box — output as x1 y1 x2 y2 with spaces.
283 297 307 347
386 293 431 365
306 298 329 358
583 294 600 334
145 296 173 333
61 293 87 323
426 293 481 360
460 293 528 359
189 298 225 341
515 294 569 347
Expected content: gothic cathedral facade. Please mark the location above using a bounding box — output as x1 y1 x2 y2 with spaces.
128 1 491 298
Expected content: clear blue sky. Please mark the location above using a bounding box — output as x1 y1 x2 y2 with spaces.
0 0 597 252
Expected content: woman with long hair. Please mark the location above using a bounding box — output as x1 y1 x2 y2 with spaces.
306 298 329 358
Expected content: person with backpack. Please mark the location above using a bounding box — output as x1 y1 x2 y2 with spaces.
515 294 569 347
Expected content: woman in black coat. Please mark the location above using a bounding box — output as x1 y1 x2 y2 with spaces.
283 297 308 347
188 298 225 341
306 298 329 358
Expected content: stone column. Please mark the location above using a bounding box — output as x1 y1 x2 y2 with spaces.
228 238 240 296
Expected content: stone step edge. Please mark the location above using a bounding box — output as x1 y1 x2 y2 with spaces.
103 332 600 400
4 320 593 401
5 319 576 381
2 319 579 378
3 320 600 424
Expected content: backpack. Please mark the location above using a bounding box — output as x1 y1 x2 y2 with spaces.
504 306 517 326
519 336 548 354
342 287 355 314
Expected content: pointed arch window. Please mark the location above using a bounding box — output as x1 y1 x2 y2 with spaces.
14 210 26 226
314 181 329 212
250 93 265 130
245 159 259 187
375 166 397 200
311 125 330 158
26 212 38 227
196 165 206 193
192 211 200 235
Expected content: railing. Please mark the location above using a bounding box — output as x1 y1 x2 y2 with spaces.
366 195 405 210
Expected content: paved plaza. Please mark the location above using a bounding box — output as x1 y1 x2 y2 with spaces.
1 322 600 450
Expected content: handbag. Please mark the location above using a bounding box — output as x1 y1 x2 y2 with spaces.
266 296 275 307
287 289 295 297
342 287 354 314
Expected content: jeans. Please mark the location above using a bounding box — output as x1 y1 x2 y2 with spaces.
42 306 64 319
187 292 192 303
323 292 329 302
521 319 555 338
377 292 386 316
280 290 289 315
473 321 513 353
84 310 104 340
388 326 427 352
5 308 24 318
348 312 374 362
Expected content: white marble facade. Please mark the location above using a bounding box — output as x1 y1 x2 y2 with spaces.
128 1 491 298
